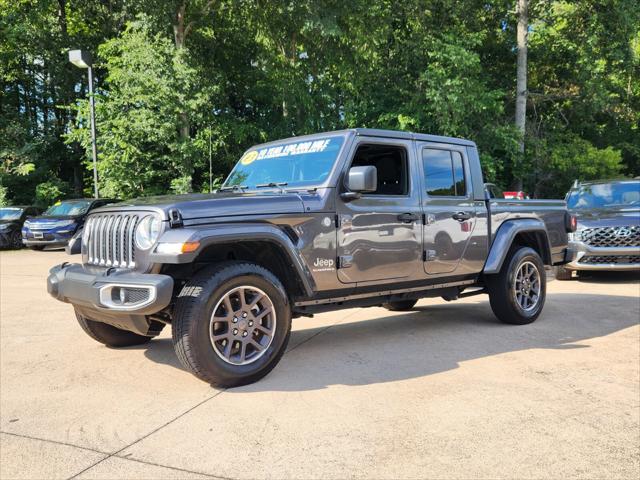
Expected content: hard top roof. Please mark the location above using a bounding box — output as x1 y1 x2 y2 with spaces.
251 128 476 149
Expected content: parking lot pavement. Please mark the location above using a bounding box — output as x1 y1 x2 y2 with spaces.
0 249 638 479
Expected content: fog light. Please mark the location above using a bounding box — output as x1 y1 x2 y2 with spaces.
99 284 156 310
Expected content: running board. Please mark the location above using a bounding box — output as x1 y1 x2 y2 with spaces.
294 279 476 307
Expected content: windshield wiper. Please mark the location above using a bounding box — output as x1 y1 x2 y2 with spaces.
219 185 248 192
255 182 288 189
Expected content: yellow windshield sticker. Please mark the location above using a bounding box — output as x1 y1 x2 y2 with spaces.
240 151 258 165
256 139 330 160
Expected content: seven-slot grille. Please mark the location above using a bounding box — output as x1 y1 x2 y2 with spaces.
578 225 640 247
84 214 141 268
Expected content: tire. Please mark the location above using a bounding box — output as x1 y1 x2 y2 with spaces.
486 246 546 325
11 231 23 249
554 265 573 280
75 313 152 347
29 245 45 251
172 262 291 388
382 299 417 311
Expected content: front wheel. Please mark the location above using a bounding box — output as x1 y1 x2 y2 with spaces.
486 246 546 325
172 262 291 387
11 231 23 249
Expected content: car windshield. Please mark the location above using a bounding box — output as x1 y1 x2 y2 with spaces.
0 208 24 220
44 200 91 216
567 182 640 209
223 136 345 189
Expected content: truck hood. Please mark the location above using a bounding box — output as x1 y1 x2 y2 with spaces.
0 219 20 227
114 191 306 220
573 207 640 228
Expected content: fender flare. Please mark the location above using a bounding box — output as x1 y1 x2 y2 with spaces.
483 219 552 274
150 223 315 297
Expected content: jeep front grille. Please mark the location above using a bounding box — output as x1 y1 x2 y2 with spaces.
84 214 141 268
578 226 640 247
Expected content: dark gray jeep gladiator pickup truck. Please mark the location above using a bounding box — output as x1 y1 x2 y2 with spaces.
48 129 576 386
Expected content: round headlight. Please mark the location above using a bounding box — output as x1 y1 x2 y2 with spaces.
134 216 161 250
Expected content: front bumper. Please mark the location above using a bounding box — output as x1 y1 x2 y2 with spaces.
47 263 174 336
565 241 640 271
22 229 74 247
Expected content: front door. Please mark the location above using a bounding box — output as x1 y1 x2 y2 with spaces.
336 138 422 284
420 144 477 275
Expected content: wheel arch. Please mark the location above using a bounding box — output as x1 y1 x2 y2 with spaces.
154 224 315 299
483 219 552 274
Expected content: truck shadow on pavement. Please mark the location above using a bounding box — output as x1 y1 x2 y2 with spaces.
141 292 639 391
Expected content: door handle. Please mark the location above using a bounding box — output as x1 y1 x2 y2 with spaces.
452 211 471 222
397 213 420 223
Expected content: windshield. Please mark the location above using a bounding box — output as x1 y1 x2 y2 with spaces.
567 182 640 209
44 201 91 216
223 136 345 189
0 208 24 221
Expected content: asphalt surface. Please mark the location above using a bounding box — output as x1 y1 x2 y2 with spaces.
1 249 638 479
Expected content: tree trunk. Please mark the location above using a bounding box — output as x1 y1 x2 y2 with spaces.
514 0 528 191
173 2 193 190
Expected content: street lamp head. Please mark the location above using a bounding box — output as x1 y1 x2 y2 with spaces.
68 50 93 69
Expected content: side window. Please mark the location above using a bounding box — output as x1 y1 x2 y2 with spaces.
423 148 466 197
350 144 409 195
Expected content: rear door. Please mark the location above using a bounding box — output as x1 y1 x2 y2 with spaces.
336 137 422 284
419 143 477 275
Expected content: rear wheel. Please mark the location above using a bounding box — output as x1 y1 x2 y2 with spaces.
172 262 291 387
554 265 573 280
486 246 546 325
75 313 152 347
382 299 417 311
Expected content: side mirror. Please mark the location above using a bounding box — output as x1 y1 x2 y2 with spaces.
341 166 377 201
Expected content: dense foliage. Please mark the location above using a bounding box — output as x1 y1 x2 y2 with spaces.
1 0 638 205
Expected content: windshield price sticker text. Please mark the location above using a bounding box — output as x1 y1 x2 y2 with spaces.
260 139 331 159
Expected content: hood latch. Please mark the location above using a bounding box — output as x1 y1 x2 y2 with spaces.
168 208 183 228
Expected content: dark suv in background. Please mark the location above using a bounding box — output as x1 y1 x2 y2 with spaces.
0 206 41 249
556 178 640 279
22 198 118 250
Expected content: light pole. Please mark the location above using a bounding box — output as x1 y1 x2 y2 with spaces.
69 50 99 198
